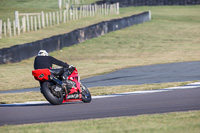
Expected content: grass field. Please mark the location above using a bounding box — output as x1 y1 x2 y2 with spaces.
1 110 200 133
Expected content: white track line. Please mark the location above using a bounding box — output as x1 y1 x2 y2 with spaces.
1 82 200 106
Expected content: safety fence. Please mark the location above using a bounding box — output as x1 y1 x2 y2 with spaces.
0 2 119 39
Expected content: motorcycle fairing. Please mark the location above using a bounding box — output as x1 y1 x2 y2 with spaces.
62 68 82 103
68 68 81 91
32 69 51 81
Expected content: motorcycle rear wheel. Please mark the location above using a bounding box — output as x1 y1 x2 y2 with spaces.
81 83 92 103
41 81 64 105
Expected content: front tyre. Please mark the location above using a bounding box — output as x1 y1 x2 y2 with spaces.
41 81 63 105
81 83 92 103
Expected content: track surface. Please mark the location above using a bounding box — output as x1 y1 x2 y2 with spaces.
0 87 200 126
82 61 200 87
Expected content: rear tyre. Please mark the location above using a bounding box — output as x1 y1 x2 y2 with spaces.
41 81 63 105
81 83 92 103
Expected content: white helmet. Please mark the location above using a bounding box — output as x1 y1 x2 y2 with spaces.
38 50 49 56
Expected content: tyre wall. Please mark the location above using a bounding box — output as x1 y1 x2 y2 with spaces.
103 0 200 7
0 11 151 64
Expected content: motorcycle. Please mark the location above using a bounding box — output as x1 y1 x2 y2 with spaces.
32 67 92 105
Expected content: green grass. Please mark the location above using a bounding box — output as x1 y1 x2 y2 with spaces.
0 5 199 91
1 110 200 133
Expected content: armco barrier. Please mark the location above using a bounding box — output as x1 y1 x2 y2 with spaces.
0 11 151 64
103 0 200 7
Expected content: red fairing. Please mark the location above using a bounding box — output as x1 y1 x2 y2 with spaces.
66 67 81 92
32 69 51 81
63 68 82 103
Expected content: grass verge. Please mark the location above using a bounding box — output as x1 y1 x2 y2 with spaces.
0 110 200 133
0 81 195 104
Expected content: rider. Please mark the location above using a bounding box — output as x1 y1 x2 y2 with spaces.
34 50 73 91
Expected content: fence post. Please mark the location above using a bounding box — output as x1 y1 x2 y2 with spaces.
104 3 107 15
34 16 37 31
82 6 84 18
26 15 30 32
17 19 20 35
73 8 75 20
49 12 52 26
66 9 69 21
63 10 66 23
13 20 16 36
53 12 56 25
56 11 60 25
7 19 10 36
59 0 62 9
66 3 69 10
92 5 94 16
89 5 91 17
94 4 96 16
4 22 6 37
30 16 33 31
149 10 151 20
79 6 82 19
117 2 119 14
0 20 2 39
41 11 45 28
60 10 62 23
83 5 85 17
38 15 41 29
101 4 103 16
22 16 26 33
15 11 19 28
69 9 72 21
76 8 78 20
110 4 113 15
46 13 49 27
107 4 109 15
86 5 88 17
7 19 12 37
9 21 12 37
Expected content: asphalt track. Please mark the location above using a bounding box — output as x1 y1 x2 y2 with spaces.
0 61 200 126
0 85 200 126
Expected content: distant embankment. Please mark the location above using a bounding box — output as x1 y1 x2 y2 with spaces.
0 11 151 64
102 0 200 7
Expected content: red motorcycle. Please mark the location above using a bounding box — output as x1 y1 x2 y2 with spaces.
32 67 91 105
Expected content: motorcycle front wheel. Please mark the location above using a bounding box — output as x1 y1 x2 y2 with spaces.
41 81 63 105
81 83 92 103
